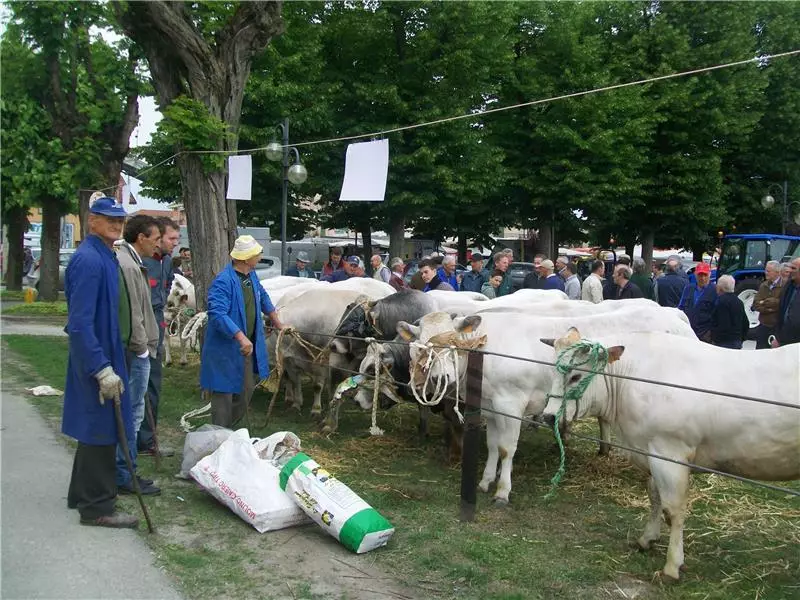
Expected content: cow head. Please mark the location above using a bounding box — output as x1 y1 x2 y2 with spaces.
539 327 624 427
352 343 404 410
331 296 378 356
396 312 482 401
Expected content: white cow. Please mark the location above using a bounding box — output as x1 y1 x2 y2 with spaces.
397 306 697 505
164 273 197 365
269 288 379 417
330 277 395 298
427 288 567 315
540 329 800 581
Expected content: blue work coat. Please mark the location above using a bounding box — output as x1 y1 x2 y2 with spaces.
200 264 276 393
62 235 132 446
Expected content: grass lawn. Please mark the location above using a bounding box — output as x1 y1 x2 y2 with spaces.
0 289 27 300
3 334 799 600
3 301 68 316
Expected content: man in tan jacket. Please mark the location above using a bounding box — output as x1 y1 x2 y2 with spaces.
115 214 162 495
752 260 784 349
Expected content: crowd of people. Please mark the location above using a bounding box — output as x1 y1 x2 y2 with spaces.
298 246 800 351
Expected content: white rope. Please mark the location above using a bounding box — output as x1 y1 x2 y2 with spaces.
180 402 212 432
80 49 800 194
409 341 465 424
366 338 384 436
181 311 208 351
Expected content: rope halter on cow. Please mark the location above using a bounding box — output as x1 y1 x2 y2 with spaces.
545 339 609 499
409 331 487 424
168 306 197 338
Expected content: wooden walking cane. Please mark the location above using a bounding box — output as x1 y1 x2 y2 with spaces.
114 396 155 533
144 392 161 470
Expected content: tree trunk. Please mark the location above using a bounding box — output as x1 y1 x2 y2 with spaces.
641 229 655 268
457 231 468 265
79 189 92 241
179 155 235 311
389 216 405 260
39 199 62 301
4 206 28 290
537 223 554 259
360 222 373 277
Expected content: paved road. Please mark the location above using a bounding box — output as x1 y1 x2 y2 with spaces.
1 317 67 337
1 390 183 600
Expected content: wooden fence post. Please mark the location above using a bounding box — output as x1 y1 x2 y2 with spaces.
460 350 483 522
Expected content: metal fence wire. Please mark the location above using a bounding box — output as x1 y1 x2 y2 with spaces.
278 334 800 501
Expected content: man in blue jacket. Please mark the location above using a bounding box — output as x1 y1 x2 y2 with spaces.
63 197 138 529
200 235 284 427
657 258 687 308
679 262 717 341
460 253 486 293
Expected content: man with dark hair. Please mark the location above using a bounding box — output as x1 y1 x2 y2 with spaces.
179 247 192 278
487 251 513 296
115 214 161 495
581 259 604 303
63 198 138 528
139 216 179 457
460 253 487 293
523 253 547 289
420 259 455 291
322 246 344 278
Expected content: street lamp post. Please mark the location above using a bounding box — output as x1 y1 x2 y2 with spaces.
761 180 799 235
266 118 308 275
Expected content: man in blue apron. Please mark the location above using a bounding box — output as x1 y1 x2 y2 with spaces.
200 235 283 427
63 197 138 528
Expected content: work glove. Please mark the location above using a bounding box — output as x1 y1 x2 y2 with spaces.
95 366 125 406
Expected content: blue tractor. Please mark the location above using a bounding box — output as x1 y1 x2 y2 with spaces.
716 233 800 327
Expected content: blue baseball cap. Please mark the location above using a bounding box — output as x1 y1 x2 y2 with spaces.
90 197 127 218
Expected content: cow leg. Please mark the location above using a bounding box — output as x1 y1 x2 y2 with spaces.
179 332 188 366
597 418 611 456
493 415 522 504
417 405 431 441
479 417 500 493
310 368 326 420
637 476 663 550
163 336 172 366
650 459 690 580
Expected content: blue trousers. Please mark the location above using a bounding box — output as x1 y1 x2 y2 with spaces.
138 322 164 452
115 352 151 486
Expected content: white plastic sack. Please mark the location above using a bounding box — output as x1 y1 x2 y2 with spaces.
279 453 395 553
177 425 234 479
190 429 309 533
26 385 63 396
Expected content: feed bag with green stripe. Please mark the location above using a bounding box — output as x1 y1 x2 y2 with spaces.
279 452 395 553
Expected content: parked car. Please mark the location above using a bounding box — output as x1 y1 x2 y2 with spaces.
254 255 282 280
25 248 75 291
509 262 535 290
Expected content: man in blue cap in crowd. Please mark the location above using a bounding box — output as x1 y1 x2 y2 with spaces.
63 197 139 528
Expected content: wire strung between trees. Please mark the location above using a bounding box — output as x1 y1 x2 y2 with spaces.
81 48 800 195
270 327 800 411
283 353 800 499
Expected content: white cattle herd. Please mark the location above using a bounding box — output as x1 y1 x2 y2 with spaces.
166 274 799 581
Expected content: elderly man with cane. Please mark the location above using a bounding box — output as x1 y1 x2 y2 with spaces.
201 235 284 427
63 198 143 529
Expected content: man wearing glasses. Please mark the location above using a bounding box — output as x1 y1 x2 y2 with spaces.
200 235 283 427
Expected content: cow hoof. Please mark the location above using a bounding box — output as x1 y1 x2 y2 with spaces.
491 496 509 508
597 447 611 457
658 568 681 583
180 360 188 367
310 410 322 421
635 538 653 551
320 423 337 435
478 480 492 493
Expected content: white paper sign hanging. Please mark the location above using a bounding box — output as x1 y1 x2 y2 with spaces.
227 155 253 201
339 139 389 202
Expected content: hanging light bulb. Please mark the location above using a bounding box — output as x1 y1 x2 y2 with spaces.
288 162 308 185
265 141 283 162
